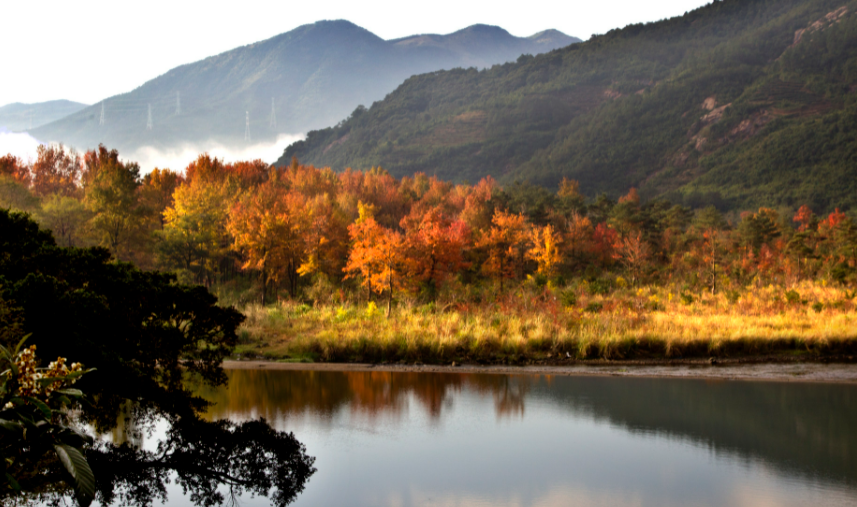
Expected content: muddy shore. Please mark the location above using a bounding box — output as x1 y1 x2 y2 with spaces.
223 356 857 384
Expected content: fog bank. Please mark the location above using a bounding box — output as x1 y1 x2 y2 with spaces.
128 134 305 173
0 129 42 162
0 130 304 174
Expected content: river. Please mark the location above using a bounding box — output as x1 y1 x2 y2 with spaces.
181 367 857 507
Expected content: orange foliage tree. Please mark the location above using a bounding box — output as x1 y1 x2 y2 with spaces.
476 209 530 291
344 202 405 316
228 178 305 303
527 224 563 278
31 144 80 197
612 231 651 285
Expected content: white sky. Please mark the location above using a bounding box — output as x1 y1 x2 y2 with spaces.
1 0 712 106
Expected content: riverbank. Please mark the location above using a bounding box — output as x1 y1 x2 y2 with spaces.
223 359 857 384
233 287 857 364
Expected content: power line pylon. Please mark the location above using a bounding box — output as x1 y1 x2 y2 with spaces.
270 97 277 129
146 104 153 130
244 111 251 142
176 92 181 115
99 103 105 126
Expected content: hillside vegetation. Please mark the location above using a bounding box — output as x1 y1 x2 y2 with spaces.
279 0 857 213
31 21 577 154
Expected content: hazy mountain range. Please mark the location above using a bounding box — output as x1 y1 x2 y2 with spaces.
0 100 87 132
278 0 857 213
28 21 579 154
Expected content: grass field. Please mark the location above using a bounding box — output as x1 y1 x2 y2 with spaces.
232 281 857 364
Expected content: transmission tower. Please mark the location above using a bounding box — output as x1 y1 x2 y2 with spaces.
99 103 105 126
146 104 153 130
269 97 277 129
175 92 181 115
244 111 251 142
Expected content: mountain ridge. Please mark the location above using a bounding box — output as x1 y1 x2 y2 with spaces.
276 0 857 213
0 100 88 132
30 20 579 155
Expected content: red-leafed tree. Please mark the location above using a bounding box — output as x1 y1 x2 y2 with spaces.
31 144 80 197
401 206 471 297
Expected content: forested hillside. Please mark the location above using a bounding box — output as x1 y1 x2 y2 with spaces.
31 21 577 154
279 0 857 213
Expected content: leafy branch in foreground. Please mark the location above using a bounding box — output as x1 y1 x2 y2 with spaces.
0 337 96 506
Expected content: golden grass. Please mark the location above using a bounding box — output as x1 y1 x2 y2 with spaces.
234 282 857 363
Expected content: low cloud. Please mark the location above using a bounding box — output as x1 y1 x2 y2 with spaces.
0 129 304 174
0 129 43 162
128 134 305 173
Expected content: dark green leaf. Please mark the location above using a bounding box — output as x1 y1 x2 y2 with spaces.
53 444 95 507
4 473 20 491
23 397 52 419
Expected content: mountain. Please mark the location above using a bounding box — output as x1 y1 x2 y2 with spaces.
29 21 579 154
0 100 87 132
277 0 857 213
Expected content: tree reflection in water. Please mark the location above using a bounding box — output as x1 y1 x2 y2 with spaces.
197 370 534 422
8 404 315 507
198 368 857 490
89 414 315 507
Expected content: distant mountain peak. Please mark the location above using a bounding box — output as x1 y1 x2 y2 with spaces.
30 20 579 154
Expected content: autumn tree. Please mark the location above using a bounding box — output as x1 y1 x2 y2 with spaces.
140 168 184 229
0 154 30 185
82 146 144 260
476 209 530 292
698 229 728 293
344 202 405 317
30 144 80 197
159 171 236 284
228 178 303 303
460 176 496 233
400 206 470 298
613 231 651 285
297 193 350 282
527 224 563 278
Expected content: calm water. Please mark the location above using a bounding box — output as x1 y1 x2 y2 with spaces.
188 369 857 507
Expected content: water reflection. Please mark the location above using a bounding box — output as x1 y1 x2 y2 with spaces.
89 413 315 507
195 369 857 507
8 401 316 507
196 370 533 422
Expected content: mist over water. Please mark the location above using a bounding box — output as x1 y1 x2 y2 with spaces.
0 129 303 173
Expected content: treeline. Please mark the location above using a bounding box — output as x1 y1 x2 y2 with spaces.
3 145 856 313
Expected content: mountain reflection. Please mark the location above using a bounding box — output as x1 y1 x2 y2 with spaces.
197 369 856 489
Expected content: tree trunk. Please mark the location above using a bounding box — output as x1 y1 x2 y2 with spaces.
387 271 393 318
261 263 267 306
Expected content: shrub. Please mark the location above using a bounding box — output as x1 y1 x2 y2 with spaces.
589 279 612 296
785 290 801 305
585 302 603 313
560 289 578 307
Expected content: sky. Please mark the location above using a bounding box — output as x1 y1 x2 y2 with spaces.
1 0 712 106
